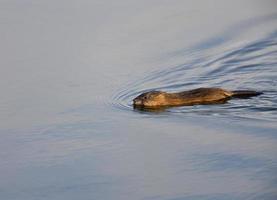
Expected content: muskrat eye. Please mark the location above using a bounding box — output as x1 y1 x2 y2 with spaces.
144 96 147 99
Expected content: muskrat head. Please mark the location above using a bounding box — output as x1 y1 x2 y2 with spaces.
133 91 167 107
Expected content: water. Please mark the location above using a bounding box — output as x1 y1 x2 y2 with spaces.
0 1 277 200
114 14 277 121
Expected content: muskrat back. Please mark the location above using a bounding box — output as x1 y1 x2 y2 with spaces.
133 87 262 108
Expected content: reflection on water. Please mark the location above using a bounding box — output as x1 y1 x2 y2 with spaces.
1 1 277 200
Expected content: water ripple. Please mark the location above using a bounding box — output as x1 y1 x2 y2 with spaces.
112 16 277 121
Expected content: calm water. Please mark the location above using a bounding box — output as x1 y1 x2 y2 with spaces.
1 1 277 200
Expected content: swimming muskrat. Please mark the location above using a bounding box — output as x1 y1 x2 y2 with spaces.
133 88 262 108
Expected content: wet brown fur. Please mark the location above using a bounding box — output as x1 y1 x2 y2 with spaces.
133 88 261 108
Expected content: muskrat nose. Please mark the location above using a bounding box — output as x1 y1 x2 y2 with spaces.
133 98 143 105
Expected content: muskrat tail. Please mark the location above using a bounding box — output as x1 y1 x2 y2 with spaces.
231 90 263 98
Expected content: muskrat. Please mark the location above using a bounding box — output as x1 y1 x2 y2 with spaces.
133 88 262 108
